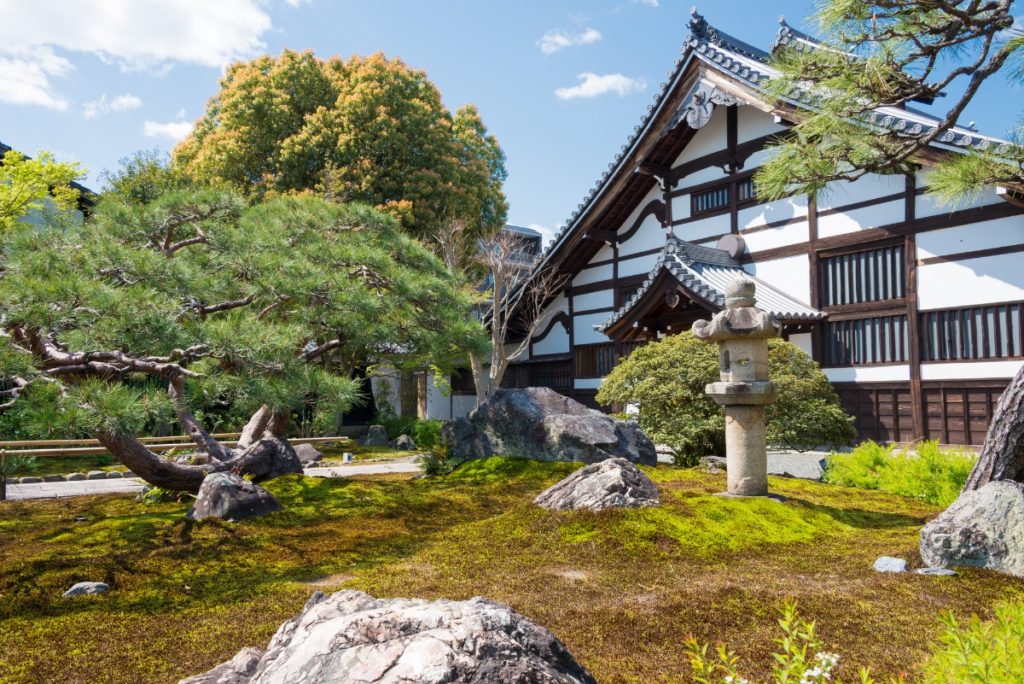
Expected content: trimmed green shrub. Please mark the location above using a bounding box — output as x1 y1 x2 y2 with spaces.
596 332 856 463
823 440 975 507
375 411 443 448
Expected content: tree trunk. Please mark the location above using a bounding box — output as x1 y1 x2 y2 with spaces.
399 368 417 418
97 407 302 493
470 353 491 407
963 364 1024 491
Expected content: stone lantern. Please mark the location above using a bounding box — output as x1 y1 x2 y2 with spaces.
691 277 781 497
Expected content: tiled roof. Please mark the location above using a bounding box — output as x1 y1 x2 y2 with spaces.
597 238 825 333
532 8 1013 276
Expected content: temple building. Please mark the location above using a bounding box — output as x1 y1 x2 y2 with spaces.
483 11 1024 446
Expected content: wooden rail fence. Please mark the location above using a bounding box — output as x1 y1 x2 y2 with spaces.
0 434 350 458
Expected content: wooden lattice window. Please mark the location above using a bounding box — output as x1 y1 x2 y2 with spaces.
574 343 616 378
691 183 731 216
824 315 909 366
820 244 905 307
921 302 1024 361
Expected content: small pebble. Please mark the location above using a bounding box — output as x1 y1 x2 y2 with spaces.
873 556 907 573
915 566 957 577
62 581 109 598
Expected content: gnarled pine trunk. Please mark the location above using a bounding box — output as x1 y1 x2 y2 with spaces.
963 364 1024 491
97 407 302 493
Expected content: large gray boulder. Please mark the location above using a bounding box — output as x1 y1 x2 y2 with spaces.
920 480 1024 577
443 387 656 466
188 472 282 522
535 458 659 511
179 590 596 684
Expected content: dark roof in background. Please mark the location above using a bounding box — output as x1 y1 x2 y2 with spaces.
0 139 96 204
503 224 541 238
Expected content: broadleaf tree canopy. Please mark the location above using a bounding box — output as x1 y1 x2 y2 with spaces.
174 50 508 242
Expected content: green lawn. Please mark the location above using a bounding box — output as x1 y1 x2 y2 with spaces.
0 459 1021 684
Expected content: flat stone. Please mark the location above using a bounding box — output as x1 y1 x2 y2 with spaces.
105 471 123 479
915 566 957 577
921 480 1024 577
179 590 597 684
86 471 108 480
655 444 676 464
18 476 42 484
66 473 86 481
873 556 907 573
698 456 727 473
62 581 109 598
43 475 67 482
188 472 282 522
535 458 659 511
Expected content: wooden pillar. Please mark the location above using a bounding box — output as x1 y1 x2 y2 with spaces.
807 194 823 362
905 172 925 441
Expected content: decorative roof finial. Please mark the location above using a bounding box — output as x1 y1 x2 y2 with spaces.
688 7 708 39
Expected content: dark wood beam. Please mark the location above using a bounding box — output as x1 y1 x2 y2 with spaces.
583 228 618 244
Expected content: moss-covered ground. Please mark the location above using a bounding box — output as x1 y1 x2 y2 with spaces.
1 458 1021 683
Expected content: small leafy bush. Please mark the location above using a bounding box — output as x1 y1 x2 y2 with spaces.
417 449 464 477
411 419 442 449
0 455 37 476
823 440 975 507
921 600 1024 683
685 602 874 683
596 333 856 463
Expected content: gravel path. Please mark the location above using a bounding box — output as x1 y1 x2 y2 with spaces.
5 460 422 501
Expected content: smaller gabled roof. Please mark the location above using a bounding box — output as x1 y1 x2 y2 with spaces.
597 238 824 335
0 139 96 204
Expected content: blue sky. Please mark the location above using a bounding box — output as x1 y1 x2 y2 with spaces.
0 1 1020 244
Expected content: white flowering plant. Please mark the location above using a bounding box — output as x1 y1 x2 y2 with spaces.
685 602 881 684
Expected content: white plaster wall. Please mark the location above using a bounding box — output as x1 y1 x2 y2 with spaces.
921 360 1023 381
574 377 604 390
746 254 811 305
916 215 1024 260
817 200 904 239
918 254 1024 310
573 289 613 312
675 165 729 188
573 313 614 345
742 222 809 253
572 262 614 286
818 173 905 211
788 332 812 356
531 320 570 356
675 213 730 243
737 106 787 143
673 106 727 165
823 365 911 383
617 252 660 278
451 395 476 419
744 148 776 169
618 214 666 256
425 372 452 421
506 342 530 362
739 195 808 228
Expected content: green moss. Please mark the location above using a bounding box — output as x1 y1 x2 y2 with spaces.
1 459 1022 684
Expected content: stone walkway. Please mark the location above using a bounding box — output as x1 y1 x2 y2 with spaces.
5 460 422 501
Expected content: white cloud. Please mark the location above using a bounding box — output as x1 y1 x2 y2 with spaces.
555 73 647 100
527 223 556 248
0 0 278 108
0 46 72 110
633 0 659 6
83 92 142 118
143 119 194 141
537 28 602 55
